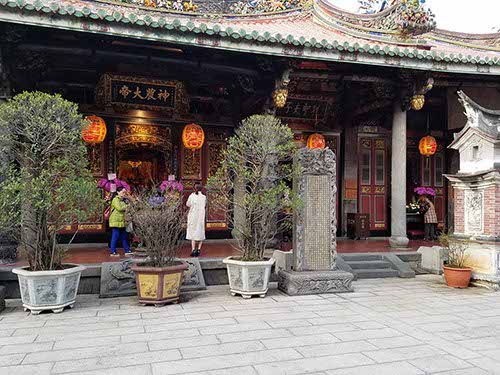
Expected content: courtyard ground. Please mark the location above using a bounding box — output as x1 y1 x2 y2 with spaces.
1 275 499 375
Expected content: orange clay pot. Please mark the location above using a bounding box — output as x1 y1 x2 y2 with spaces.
443 266 472 288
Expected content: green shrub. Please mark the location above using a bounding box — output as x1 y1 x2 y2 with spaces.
207 115 297 261
0 92 101 271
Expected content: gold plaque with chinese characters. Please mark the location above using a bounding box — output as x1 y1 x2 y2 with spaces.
95 74 189 114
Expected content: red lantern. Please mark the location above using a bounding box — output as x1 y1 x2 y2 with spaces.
182 123 205 150
307 133 326 149
82 115 107 144
419 135 437 157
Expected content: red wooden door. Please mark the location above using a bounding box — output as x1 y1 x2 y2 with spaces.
420 144 446 227
358 138 388 231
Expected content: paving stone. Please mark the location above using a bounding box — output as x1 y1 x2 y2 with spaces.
59 364 153 375
0 329 14 337
334 328 403 342
149 335 219 351
35 325 145 342
52 335 121 350
0 341 54 355
180 340 265 359
432 368 492 375
289 323 359 337
0 362 53 375
367 336 423 349
151 348 302 375
324 361 424 375
199 322 271 335
468 357 500 375
121 328 201 343
296 341 379 358
143 317 237 333
23 342 149 364
261 334 339 349
0 334 37 346
253 352 374 375
363 344 446 363
179 366 259 375
409 355 473 373
1 276 499 375
217 328 292 343
0 353 25 366
52 349 181 373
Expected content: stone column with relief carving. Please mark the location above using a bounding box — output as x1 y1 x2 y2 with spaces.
278 148 353 295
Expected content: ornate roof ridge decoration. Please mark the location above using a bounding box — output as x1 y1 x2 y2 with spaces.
449 90 500 144
92 0 312 18
315 0 435 39
1 0 500 73
429 29 500 51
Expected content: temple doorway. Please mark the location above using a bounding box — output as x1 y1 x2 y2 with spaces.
115 123 172 191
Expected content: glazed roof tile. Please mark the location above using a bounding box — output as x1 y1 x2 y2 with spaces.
1 0 499 73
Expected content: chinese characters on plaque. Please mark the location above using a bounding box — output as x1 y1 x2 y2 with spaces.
111 80 176 109
96 74 189 114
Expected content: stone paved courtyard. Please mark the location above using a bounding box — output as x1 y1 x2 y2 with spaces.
1 275 500 375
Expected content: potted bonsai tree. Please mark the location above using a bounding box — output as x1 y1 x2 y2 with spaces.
208 115 296 298
0 92 101 314
439 232 472 288
128 184 188 306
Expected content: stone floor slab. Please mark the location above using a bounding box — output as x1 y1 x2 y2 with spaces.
1 275 499 375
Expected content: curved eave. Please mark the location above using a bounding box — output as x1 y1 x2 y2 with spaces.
0 0 499 75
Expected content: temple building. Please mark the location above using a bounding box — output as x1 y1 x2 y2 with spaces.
1 0 499 249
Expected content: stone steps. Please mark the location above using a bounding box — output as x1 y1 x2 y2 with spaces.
340 253 403 279
347 260 392 270
353 268 400 279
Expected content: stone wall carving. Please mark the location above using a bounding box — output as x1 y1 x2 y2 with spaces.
293 148 337 271
465 190 483 235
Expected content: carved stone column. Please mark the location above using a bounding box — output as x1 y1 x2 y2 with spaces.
278 148 353 295
389 102 409 248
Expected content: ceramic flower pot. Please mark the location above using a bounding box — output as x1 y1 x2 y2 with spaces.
443 265 472 288
12 264 85 315
223 257 275 299
131 261 189 306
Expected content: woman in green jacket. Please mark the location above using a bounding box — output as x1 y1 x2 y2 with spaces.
109 186 131 256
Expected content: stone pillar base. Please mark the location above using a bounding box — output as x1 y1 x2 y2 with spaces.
389 236 409 248
278 270 354 295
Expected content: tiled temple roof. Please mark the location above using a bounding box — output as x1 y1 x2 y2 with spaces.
1 0 499 74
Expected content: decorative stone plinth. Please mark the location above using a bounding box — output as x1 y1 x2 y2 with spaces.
278 270 354 295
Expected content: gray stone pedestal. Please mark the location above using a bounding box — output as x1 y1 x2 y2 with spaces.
278 148 353 295
279 270 353 295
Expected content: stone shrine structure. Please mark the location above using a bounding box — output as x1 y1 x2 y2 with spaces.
279 148 353 295
444 91 500 286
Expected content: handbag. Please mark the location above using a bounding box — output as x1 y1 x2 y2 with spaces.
104 206 112 221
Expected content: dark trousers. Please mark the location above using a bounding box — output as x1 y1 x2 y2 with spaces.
110 227 131 254
424 223 436 240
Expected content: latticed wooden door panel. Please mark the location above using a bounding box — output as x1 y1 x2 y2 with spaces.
358 138 388 231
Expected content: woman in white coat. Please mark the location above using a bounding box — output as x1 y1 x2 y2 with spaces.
186 182 206 257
